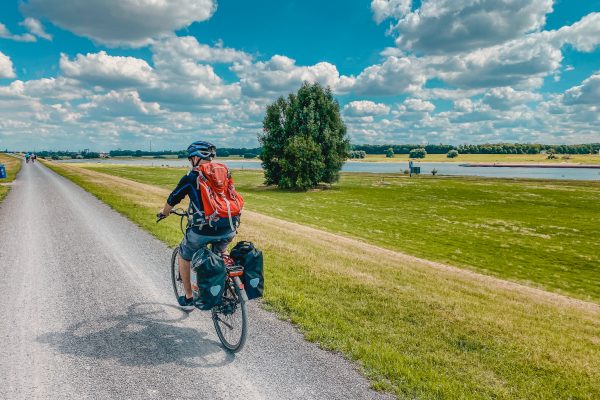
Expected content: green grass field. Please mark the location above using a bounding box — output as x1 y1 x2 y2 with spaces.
0 153 22 201
74 164 600 303
359 153 600 164
45 161 600 400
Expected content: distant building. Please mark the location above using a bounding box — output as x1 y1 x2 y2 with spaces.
99 152 110 158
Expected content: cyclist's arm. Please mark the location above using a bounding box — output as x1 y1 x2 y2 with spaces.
160 175 192 216
160 202 173 216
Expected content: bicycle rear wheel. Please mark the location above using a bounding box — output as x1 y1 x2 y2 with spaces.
171 247 186 302
212 281 248 352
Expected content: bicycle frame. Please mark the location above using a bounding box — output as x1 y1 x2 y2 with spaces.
170 207 248 301
164 207 249 352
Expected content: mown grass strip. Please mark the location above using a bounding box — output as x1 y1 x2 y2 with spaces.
74 163 600 303
0 153 22 202
46 161 600 400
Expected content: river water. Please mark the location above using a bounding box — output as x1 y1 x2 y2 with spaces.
58 158 600 181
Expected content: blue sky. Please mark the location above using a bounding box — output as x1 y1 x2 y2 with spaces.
0 0 599 151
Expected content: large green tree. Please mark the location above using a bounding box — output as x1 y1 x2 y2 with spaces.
259 82 349 190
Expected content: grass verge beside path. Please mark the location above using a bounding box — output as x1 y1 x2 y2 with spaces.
74 164 600 303
45 161 600 400
0 153 22 201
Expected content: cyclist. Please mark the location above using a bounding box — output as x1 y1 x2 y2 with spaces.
157 141 239 310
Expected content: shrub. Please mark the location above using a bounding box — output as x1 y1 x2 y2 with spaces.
409 148 427 158
447 150 459 158
348 150 366 159
243 153 257 159
386 148 394 158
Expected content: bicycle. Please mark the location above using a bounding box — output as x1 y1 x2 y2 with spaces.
162 208 248 352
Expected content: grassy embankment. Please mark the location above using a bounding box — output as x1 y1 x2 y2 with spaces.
359 153 600 164
45 161 600 400
0 153 22 201
69 164 599 302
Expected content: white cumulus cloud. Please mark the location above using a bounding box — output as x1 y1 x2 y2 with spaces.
0 22 36 42
344 101 390 117
482 87 541 110
20 18 52 40
79 90 163 119
433 36 562 89
401 98 435 112
553 13 600 52
231 55 355 97
387 0 553 53
353 55 426 95
60 51 154 88
371 0 412 24
0 51 16 78
563 72 600 105
22 0 216 47
152 36 252 65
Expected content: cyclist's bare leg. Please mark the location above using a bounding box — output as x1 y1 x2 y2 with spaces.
178 254 194 299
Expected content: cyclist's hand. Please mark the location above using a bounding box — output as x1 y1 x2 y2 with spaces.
156 212 167 223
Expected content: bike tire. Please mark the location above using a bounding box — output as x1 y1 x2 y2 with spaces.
212 283 248 352
171 247 186 302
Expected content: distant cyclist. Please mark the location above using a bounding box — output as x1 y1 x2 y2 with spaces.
157 141 242 310
25 153 30 163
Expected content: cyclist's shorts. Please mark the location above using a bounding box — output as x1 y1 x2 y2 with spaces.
179 229 236 261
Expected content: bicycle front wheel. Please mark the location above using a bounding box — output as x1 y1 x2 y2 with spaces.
212 281 248 352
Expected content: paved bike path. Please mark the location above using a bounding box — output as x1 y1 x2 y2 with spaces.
0 162 392 400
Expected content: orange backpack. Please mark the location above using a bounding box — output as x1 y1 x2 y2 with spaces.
195 163 244 231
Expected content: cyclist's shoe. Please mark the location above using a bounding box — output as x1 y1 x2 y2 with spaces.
178 295 195 311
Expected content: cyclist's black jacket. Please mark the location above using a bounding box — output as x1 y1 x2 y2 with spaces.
167 169 238 235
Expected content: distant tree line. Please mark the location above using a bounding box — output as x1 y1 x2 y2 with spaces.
108 148 262 158
37 150 99 159
109 150 180 157
352 143 600 155
31 143 600 160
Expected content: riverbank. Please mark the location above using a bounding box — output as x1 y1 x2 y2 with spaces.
461 162 600 168
55 159 600 180
355 153 600 164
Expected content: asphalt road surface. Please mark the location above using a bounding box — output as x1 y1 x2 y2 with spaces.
0 162 392 400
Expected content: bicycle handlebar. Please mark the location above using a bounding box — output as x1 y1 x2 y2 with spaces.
156 208 189 223
170 209 189 217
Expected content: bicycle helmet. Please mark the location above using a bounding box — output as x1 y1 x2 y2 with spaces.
187 141 216 161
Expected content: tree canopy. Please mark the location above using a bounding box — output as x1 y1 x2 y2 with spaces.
259 82 349 190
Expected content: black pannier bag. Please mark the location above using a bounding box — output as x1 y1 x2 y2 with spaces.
192 247 227 310
230 241 264 300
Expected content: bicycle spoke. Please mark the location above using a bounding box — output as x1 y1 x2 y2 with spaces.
212 280 247 351
214 316 234 330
